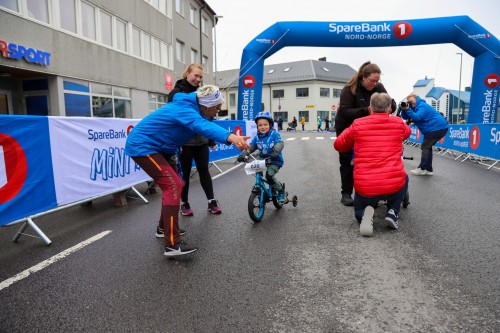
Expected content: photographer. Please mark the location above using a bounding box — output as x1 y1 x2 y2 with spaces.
400 93 449 176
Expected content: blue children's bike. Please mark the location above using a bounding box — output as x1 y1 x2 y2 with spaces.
239 156 298 223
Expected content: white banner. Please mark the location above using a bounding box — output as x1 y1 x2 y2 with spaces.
49 117 150 206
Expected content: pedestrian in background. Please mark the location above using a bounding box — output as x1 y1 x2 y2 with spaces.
401 93 449 176
125 85 250 257
325 116 330 132
335 61 396 206
317 116 322 132
301 117 306 131
169 64 223 217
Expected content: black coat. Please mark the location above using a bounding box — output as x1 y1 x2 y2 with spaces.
335 82 396 135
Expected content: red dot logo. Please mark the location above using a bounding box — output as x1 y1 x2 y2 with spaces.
469 126 480 150
439 136 445 144
484 73 499 89
127 125 134 135
233 125 243 136
242 75 256 89
0 133 28 204
393 22 412 39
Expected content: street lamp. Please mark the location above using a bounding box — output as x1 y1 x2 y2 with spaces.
456 52 463 123
213 15 223 86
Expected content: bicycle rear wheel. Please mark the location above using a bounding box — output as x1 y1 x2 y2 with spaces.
248 191 265 223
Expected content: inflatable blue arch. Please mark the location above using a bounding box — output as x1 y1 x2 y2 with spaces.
236 16 500 124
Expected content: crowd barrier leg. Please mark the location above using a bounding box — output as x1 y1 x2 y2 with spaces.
125 186 149 204
13 218 52 246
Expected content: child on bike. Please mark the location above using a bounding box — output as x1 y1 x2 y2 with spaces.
334 92 411 237
237 111 287 203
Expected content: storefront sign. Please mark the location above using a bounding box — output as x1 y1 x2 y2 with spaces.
0 38 51 66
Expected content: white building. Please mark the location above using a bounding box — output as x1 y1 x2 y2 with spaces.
217 59 355 131
0 0 219 119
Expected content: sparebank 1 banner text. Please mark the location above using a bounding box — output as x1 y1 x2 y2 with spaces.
49 117 150 206
0 115 57 226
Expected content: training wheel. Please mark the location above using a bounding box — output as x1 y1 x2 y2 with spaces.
292 195 298 207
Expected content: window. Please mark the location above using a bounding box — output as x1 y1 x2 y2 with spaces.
176 40 185 62
148 92 167 113
27 0 49 24
161 42 170 68
116 19 127 52
274 112 288 123
132 27 141 57
81 2 96 40
318 111 328 121
90 83 131 118
143 33 152 61
333 89 341 98
175 0 183 15
298 111 309 123
152 37 161 64
229 93 236 107
273 90 284 99
202 55 208 71
100 11 112 46
191 49 198 64
0 0 18 12
320 88 330 98
189 6 197 26
201 16 208 35
296 88 309 98
59 0 76 33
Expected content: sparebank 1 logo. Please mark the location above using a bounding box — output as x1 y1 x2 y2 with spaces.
242 75 256 89
393 22 412 39
484 73 499 89
0 134 28 204
233 125 243 136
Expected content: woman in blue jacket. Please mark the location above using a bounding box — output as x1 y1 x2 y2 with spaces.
125 85 250 257
401 93 449 176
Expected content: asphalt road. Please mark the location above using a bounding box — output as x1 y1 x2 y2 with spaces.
1 131 499 333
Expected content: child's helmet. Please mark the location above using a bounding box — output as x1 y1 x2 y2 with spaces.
254 111 274 126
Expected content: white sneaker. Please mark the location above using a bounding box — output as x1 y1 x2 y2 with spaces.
410 168 427 176
360 206 375 237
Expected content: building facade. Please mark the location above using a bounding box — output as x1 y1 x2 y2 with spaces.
217 59 355 131
0 0 218 119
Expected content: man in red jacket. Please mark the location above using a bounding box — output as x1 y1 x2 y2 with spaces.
334 93 411 237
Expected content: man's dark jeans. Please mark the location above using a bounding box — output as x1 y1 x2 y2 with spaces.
354 176 409 222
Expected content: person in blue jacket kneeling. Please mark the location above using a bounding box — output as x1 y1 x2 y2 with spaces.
401 93 449 176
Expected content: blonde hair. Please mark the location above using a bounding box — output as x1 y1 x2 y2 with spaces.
182 64 203 79
406 93 418 100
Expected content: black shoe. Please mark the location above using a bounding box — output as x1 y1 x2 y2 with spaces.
341 193 354 206
164 242 198 257
156 227 186 238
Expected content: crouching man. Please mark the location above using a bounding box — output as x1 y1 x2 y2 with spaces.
333 93 411 237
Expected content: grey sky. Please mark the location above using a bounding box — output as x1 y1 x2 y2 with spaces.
208 0 500 102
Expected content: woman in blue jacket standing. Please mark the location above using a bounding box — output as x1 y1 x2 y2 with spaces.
125 85 250 257
401 93 449 176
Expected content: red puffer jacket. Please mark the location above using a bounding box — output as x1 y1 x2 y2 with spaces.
334 113 411 197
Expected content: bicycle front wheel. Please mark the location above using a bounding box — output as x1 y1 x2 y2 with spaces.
248 191 265 223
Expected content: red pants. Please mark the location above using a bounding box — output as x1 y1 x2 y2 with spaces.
132 154 184 245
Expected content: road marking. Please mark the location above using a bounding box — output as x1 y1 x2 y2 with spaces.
316 137 325 140
286 138 296 141
0 230 112 291
301 137 310 140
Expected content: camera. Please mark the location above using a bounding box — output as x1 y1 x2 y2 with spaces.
400 101 408 108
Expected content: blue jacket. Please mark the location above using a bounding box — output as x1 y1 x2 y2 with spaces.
401 97 448 135
249 129 284 166
125 92 231 157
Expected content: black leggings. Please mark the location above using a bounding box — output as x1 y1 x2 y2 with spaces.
180 144 214 202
